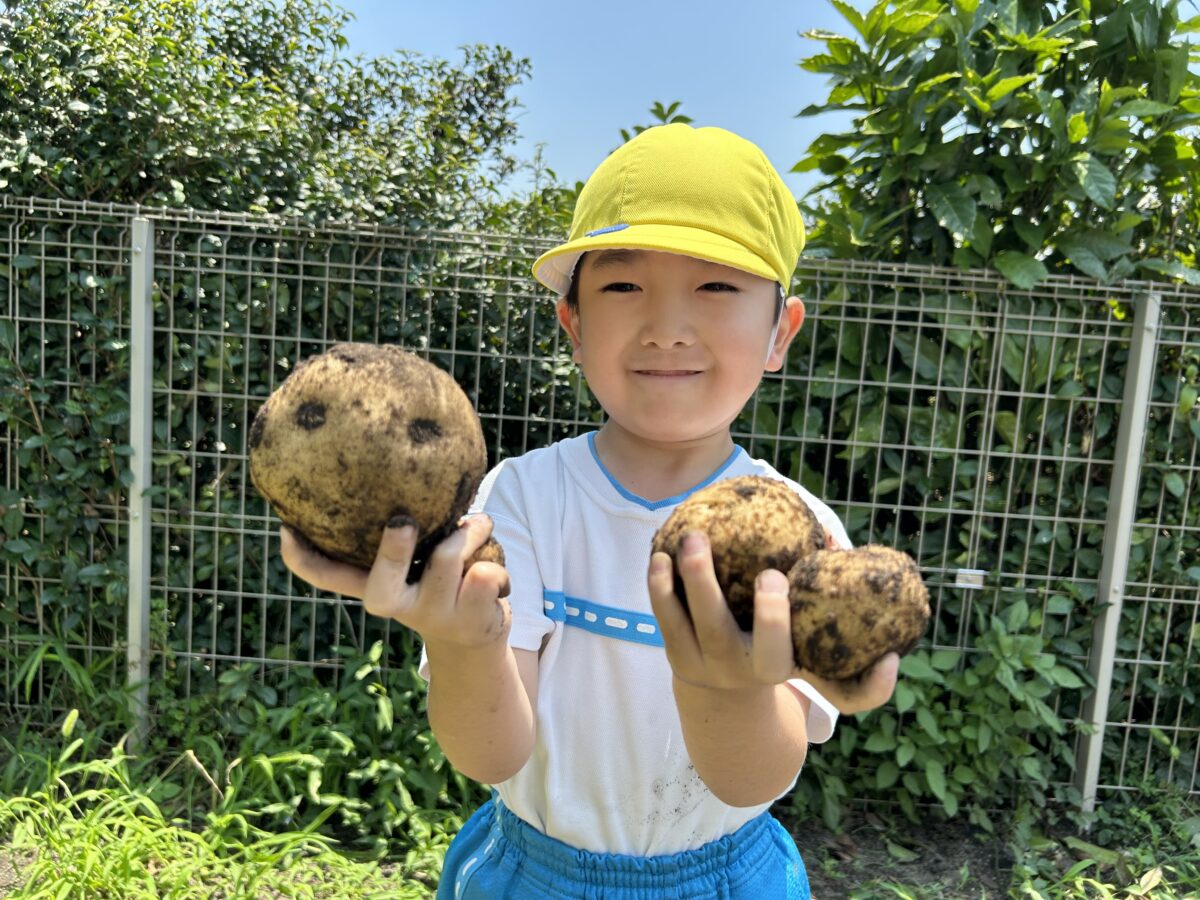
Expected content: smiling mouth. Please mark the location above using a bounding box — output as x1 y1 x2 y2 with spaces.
634 369 701 377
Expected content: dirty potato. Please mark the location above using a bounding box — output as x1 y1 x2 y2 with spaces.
248 342 503 582
650 476 826 630
651 475 929 679
788 545 928 679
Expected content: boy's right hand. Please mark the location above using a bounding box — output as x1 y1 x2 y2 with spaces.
279 515 512 649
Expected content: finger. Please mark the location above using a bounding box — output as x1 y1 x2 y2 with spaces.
457 513 496 558
676 532 743 656
362 523 421 618
802 652 901 715
647 551 700 666
855 652 900 710
280 526 369 598
458 562 513 644
751 569 794 684
417 518 474 608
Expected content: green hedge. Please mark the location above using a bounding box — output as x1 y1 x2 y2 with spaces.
3 209 1198 852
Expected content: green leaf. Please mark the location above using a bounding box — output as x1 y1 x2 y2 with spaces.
915 72 962 94
965 174 1003 208
1138 259 1200 285
829 0 867 39
993 251 1048 290
1046 595 1073 615
994 410 1021 450
978 721 993 752
893 681 916 713
900 653 939 682
1067 111 1089 143
1180 385 1197 416
1013 217 1047 252
1007 599 1030 632
1050 666 1085 689
986 75 1037 103
931 650 962 671
926 182 976 239
886 840 921 862
1072 153 1117 209
1058 229 1131 267
1117 99 1176 118
1164 472 1186 498
916 706 943 740
925 758 947 800
865 731 897 753
1064 836 1122 867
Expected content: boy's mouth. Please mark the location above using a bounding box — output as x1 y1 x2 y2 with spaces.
634 369 701 377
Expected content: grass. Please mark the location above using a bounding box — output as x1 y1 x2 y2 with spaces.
3 712 1200 898
0 717 437 899
788 786 1200 899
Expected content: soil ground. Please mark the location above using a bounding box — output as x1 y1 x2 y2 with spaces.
787 808 1014 897
0 848 31 898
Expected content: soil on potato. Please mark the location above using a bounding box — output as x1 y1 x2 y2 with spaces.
781 806 1013 897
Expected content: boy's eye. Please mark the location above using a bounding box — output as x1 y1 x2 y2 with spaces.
600 282 639 293
700 282 740 292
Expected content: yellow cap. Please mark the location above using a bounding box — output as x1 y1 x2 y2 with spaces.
532 123 805 296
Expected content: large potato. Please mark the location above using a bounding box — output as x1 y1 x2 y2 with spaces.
249 343 503 581
650 476 825 630
652 475 929 679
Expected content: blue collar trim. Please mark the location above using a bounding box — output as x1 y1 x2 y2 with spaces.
586 431 742 511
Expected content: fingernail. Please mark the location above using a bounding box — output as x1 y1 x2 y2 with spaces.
386 515 417 540
649 554 671 577
681 532 707 556
756 569 787 593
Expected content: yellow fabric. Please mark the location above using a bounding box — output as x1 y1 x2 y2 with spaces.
533 124 806 296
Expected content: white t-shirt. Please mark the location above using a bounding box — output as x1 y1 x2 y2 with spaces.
422 433 847 856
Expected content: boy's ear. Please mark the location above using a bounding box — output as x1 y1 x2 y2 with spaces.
556 299 582 361
765 296 805 373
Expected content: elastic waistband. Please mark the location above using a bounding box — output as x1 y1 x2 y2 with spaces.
491 799 784 889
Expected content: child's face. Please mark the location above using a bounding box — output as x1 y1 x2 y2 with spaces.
557 249 791 447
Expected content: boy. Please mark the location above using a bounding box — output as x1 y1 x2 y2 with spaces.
281 124 899 898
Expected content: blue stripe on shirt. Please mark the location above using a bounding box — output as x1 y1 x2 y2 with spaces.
543 590 665 648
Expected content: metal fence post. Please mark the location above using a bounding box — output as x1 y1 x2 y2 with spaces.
127 217 154 747
1075 291 1161 813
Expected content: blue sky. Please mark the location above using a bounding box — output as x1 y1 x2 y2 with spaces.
338 0 868 199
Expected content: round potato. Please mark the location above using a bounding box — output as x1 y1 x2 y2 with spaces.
650 475 929 679
650 476 826 630
249 342 503 581
788 545 929 680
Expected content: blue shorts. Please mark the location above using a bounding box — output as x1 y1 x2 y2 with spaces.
436 798 811 899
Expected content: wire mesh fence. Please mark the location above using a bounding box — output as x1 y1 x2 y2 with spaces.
2 196 1198 811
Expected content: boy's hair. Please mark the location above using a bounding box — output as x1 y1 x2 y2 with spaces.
532 124 805 300
563 250 786 322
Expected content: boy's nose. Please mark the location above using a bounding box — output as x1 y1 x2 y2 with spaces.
638 291 696 348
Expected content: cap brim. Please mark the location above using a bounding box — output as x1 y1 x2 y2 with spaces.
532 224 779 296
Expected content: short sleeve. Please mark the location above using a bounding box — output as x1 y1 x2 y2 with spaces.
788 678 839 744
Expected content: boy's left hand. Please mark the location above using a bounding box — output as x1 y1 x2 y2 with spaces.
647 531 898 713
